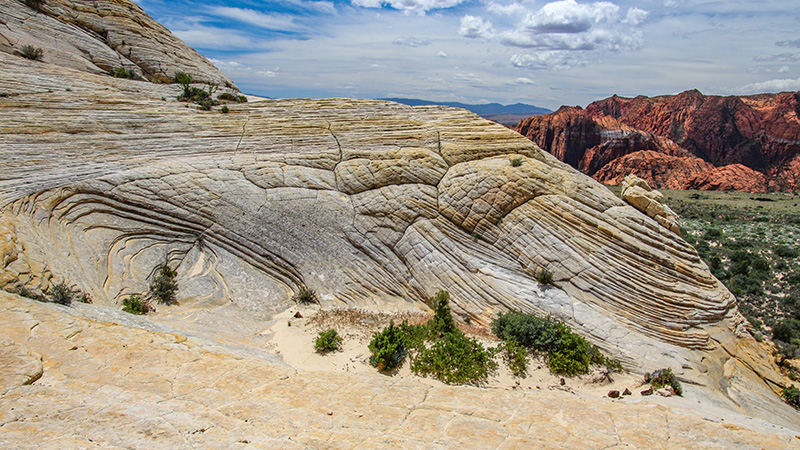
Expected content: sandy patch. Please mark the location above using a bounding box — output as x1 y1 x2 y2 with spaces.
264 305 644 398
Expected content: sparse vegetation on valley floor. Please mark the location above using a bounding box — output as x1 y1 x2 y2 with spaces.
615 187 800 406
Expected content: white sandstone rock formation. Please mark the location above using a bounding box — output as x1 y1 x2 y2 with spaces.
0 0 797 444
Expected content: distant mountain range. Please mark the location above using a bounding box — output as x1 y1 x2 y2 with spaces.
381 98 551 125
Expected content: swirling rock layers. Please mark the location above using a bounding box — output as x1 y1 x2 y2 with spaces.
0 50 793 425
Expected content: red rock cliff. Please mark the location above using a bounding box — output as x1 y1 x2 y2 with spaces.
515 90 800 192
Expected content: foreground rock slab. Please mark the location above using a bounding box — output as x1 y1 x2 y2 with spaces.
0 292 797 450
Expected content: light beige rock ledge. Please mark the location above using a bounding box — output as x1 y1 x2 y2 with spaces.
0 292 797 450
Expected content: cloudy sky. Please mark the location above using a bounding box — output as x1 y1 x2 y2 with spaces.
131 0 800 109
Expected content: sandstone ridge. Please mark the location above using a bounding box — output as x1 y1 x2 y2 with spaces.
0 2 798 444
0 0 234 87
515 90 800 192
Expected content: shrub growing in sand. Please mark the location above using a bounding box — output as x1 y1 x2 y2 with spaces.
314 329 341 353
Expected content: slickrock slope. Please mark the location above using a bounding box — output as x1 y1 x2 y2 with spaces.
0 2 798 441
1 291 799 450
0 50 797 429
0 0 234 87
515 90 800 192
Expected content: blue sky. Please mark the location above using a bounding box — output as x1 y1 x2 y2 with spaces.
131 0 800 109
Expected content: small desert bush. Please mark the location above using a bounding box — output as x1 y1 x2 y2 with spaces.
368 320 407 371
645 368 683 396
20 45 43 61
368 290 498 385
112 67 135 79
428 290 457 336
782 385 800 409
293 284 319 305
48 281 73 306
217 92 247 102
122 294 150 315
491 310 615 375
498 339 528 378
510 158 523 167
314 328 342 353
410 330 498 385
150 263 178 304
220 105 230 114
535 268 554 285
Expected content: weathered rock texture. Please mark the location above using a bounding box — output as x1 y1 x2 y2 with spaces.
620 175 681 235
0 2 798 442
1 292 798 450
515 90 800 192
0 0 235 87
0 49 795 428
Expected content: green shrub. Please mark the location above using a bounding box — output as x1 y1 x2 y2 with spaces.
150 263 178 304
368 320 407 371
112 67 135 79
428 290 457 336
498 339 528 378
491 310 613 375
491 311 565 351
122 294 150 315
782 385 800 409
20 45 43 61
775 245 799 258
220 105 230 114
645 368 683 396
510 158 523 167
535 268 554 285
315 329 341 353
547 332 602 376
175 71 193 97
292 284 319 305
773 319 800 343
48 281 73 306
217 92 246 102
411 331 498 385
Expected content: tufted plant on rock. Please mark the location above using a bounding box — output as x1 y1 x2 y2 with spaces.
150 263 178 305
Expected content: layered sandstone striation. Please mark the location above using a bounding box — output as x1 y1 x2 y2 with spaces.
515 90 800 192
0 1 798 445
0 0 234 87
0 49 795 428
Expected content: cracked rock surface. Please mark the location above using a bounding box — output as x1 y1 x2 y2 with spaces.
1 292 798 450
0 48 797 428
0 1 798 440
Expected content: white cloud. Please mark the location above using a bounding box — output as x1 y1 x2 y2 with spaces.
523 0 619 34
624 7 648 26
735 77 800 94
437 51 448 58
350 0 468 15
460 1 646 71
511 77 536 84
487 1 528 17
173 26 272 50
776 39 800 48
459 15 495 39
209 7 305 32
510 52 587 70
393 36 432 47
